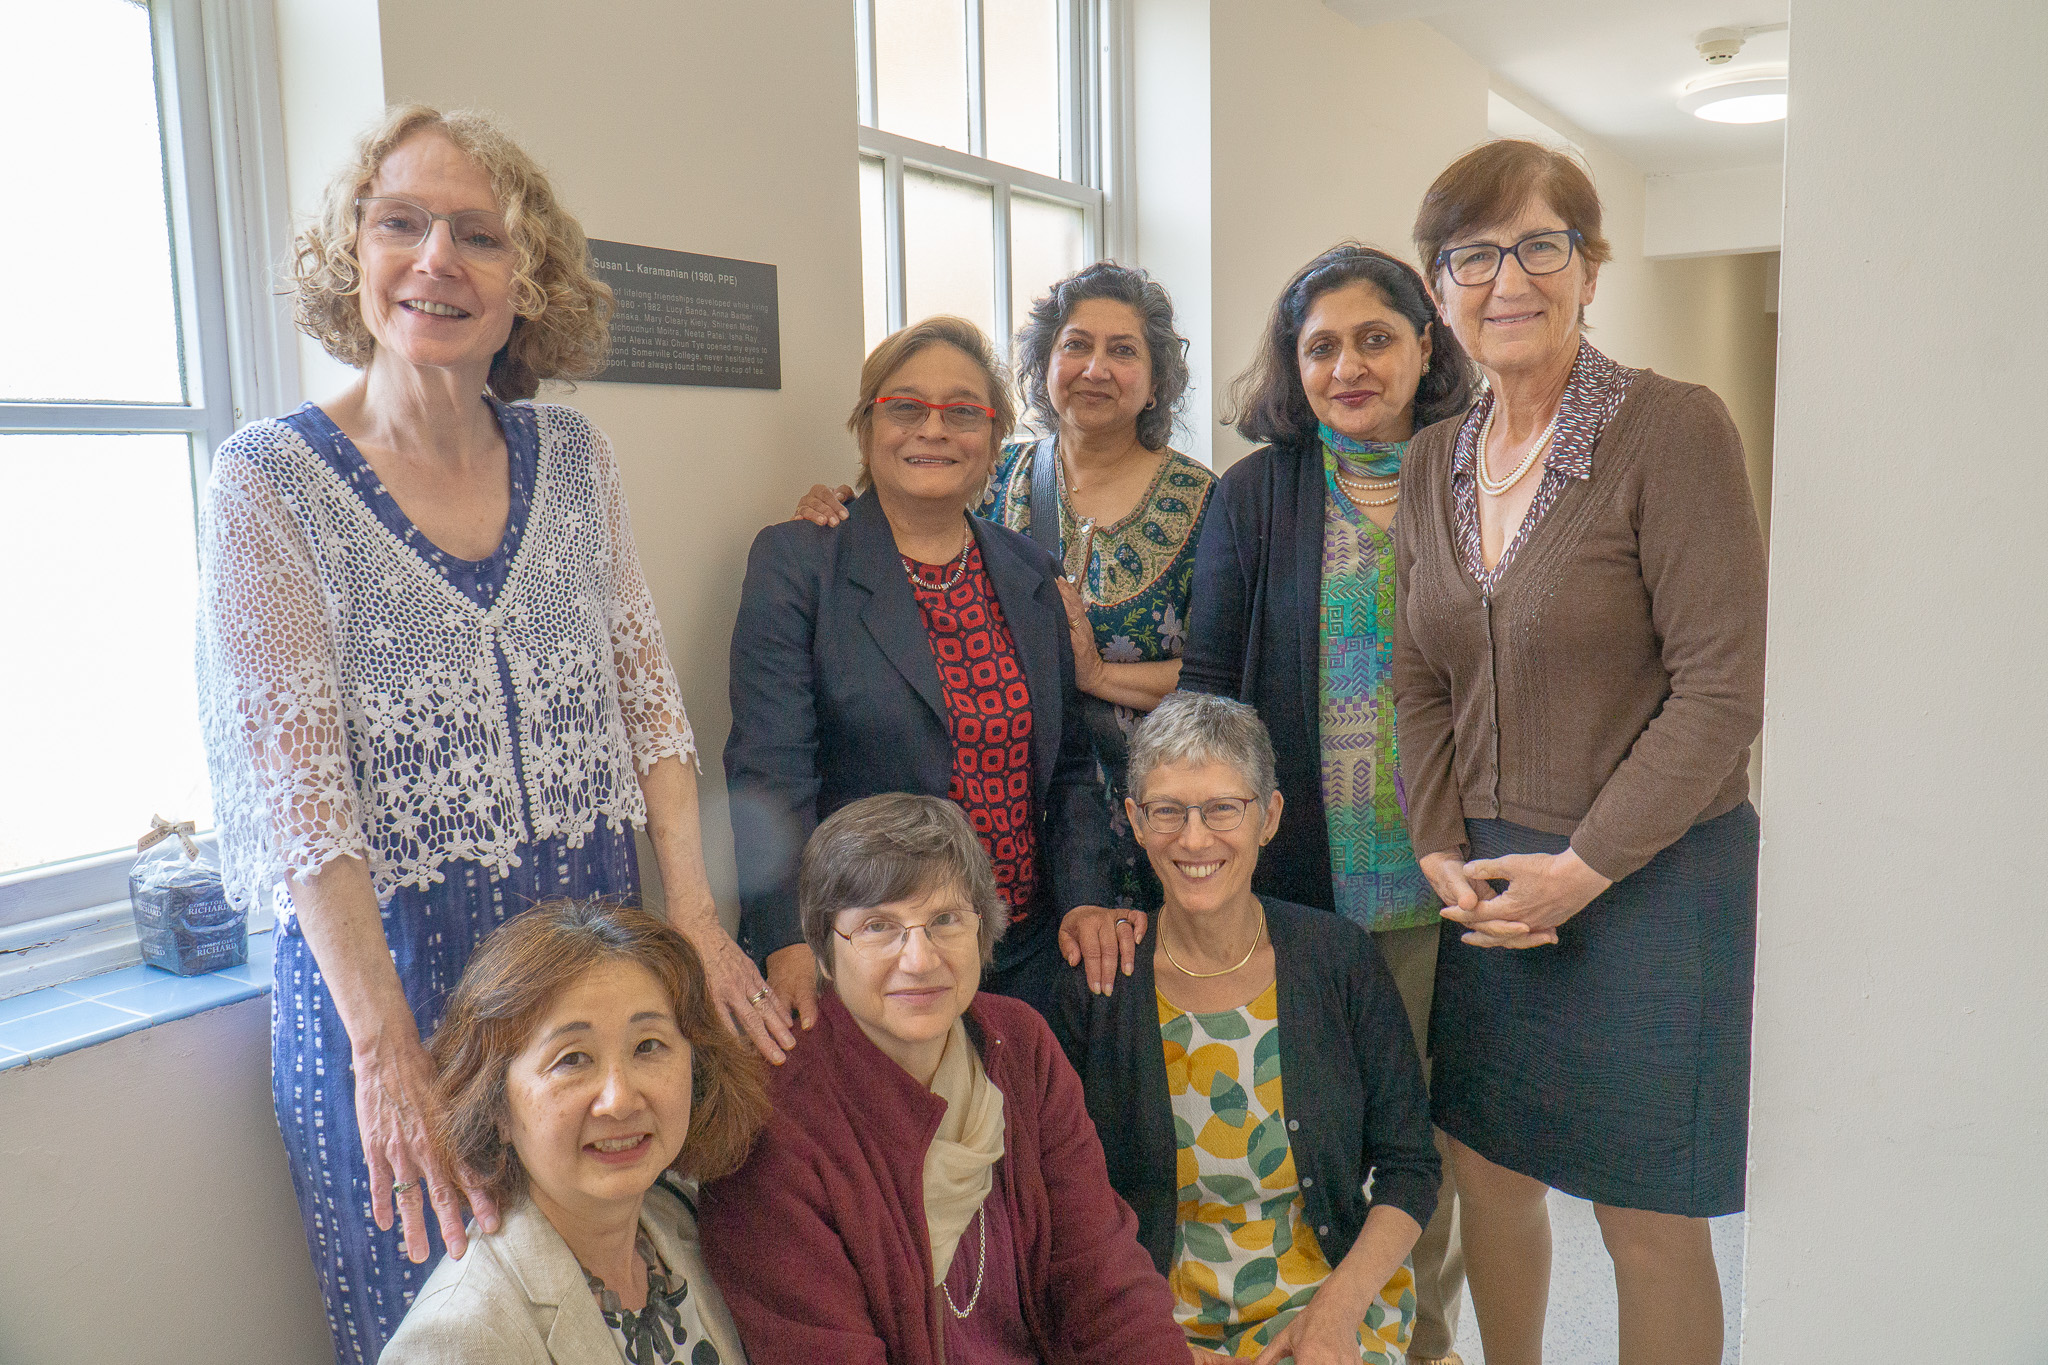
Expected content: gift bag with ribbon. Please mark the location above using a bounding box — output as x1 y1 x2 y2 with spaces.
129 815 246 976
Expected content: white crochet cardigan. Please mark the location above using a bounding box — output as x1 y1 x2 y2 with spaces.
196 402 694 916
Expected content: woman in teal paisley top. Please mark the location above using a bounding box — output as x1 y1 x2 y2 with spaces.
797 264 1214 932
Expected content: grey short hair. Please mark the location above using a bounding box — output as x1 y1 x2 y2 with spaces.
798 794 1006 972
1126 693 1279 805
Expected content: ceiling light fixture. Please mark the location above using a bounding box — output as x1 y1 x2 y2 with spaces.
1682 24 1790 124
1678 73 1788 123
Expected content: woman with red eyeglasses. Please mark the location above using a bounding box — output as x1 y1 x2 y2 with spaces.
725 316 1114 1030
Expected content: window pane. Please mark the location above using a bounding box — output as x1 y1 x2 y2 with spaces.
0 1 184 404
0 435 212 875
904 168 996 342
1010 193 1087 335
860 157 890 353
874 0 969 154
984 0 1062 178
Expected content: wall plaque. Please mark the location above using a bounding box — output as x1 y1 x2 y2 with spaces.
586 239 780 389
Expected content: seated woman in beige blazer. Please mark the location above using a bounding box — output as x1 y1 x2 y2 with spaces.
383 900 769 1364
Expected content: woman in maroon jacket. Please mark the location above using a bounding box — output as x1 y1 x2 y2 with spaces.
699 793 1190 1365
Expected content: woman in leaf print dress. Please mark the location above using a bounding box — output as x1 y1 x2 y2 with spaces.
1053 693 1439 1362
796 262 1215 933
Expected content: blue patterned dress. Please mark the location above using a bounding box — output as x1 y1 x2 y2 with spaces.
253 403 651 1364
982 439 1216 910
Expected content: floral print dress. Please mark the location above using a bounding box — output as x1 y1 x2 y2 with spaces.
1161 982 1415 1361
983 439 1216 909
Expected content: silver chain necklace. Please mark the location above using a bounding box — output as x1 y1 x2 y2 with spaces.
941 1205 988 1318
902 522 974 592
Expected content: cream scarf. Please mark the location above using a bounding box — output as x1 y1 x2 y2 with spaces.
921 1019 1006 1283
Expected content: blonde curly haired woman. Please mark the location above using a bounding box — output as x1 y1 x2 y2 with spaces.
196 105 790 1363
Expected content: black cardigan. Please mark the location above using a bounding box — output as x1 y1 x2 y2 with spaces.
1179 440 1340 911
1050 896 1439 1276
724 488 1112 962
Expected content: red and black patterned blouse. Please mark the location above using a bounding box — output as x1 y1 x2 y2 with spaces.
903 540 1040 923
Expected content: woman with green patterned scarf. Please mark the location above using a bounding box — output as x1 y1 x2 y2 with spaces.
1172 243 1479 1365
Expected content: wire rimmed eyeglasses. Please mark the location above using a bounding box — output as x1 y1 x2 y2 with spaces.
355 196 514 260
833 907 984 957
1134 796 1261 834
1435 228 1582 287
872 395 996 433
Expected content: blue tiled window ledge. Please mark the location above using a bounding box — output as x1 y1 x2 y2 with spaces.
0 930 274 1072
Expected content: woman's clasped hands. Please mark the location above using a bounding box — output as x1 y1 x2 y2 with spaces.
1420 847 1612 949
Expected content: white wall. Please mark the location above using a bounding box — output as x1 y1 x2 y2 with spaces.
1743 0 2048 1357
1644 163 1784 259
0 5 865 1361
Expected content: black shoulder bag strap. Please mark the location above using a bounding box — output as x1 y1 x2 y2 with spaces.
1027 433 1062 561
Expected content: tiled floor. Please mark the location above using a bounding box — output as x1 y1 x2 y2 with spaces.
0 931 274 1070
1449 1191 1745 1364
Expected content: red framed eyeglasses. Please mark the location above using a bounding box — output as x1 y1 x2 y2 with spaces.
872 395 996 432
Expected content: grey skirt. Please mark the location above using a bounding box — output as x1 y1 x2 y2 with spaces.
1429 802 1759 1217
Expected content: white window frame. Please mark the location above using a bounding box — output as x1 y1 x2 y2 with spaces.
0 0 295 997
856 0 1132 349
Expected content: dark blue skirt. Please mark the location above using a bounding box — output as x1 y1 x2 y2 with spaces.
1428 802 1758 1217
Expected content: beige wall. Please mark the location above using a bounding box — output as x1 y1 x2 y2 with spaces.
1205 7 1489 470
1744 0 2048 1356
0 999 335 1363
0 5 865 1362
373 0 867 914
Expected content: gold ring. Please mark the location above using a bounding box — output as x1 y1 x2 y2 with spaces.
748 988 771 1006
392 1180 416 1196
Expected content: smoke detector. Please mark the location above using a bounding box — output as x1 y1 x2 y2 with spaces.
1695 27 1746 64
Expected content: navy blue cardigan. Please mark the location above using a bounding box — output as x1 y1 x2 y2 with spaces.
724 488 1112 961
1050 896 1439 1275
1178 440 1339 911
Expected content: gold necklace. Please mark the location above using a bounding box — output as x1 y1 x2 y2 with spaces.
1160 908 1266 979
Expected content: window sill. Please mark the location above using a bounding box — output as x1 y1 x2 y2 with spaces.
0 929 273 1072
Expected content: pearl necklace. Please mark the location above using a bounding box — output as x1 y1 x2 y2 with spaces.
902 523 974 592
1474 401 1560 497
1160 908 1266 979
1334 468 1401 507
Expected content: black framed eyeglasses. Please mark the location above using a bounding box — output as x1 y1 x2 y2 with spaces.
1135 796 1260 834
1436 228 1582 287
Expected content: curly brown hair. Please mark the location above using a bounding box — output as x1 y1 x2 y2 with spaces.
429 900 770 1206
290 104 613 401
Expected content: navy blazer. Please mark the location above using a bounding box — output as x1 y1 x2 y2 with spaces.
1178 440 1338 911
1050 896 1440 1275
724 488 1112 960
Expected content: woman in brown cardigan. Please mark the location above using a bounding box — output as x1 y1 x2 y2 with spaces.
1392 140 1766 1365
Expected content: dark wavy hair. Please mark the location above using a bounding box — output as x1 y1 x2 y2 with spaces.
1226 243 1475 448
1013 261 1190 451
